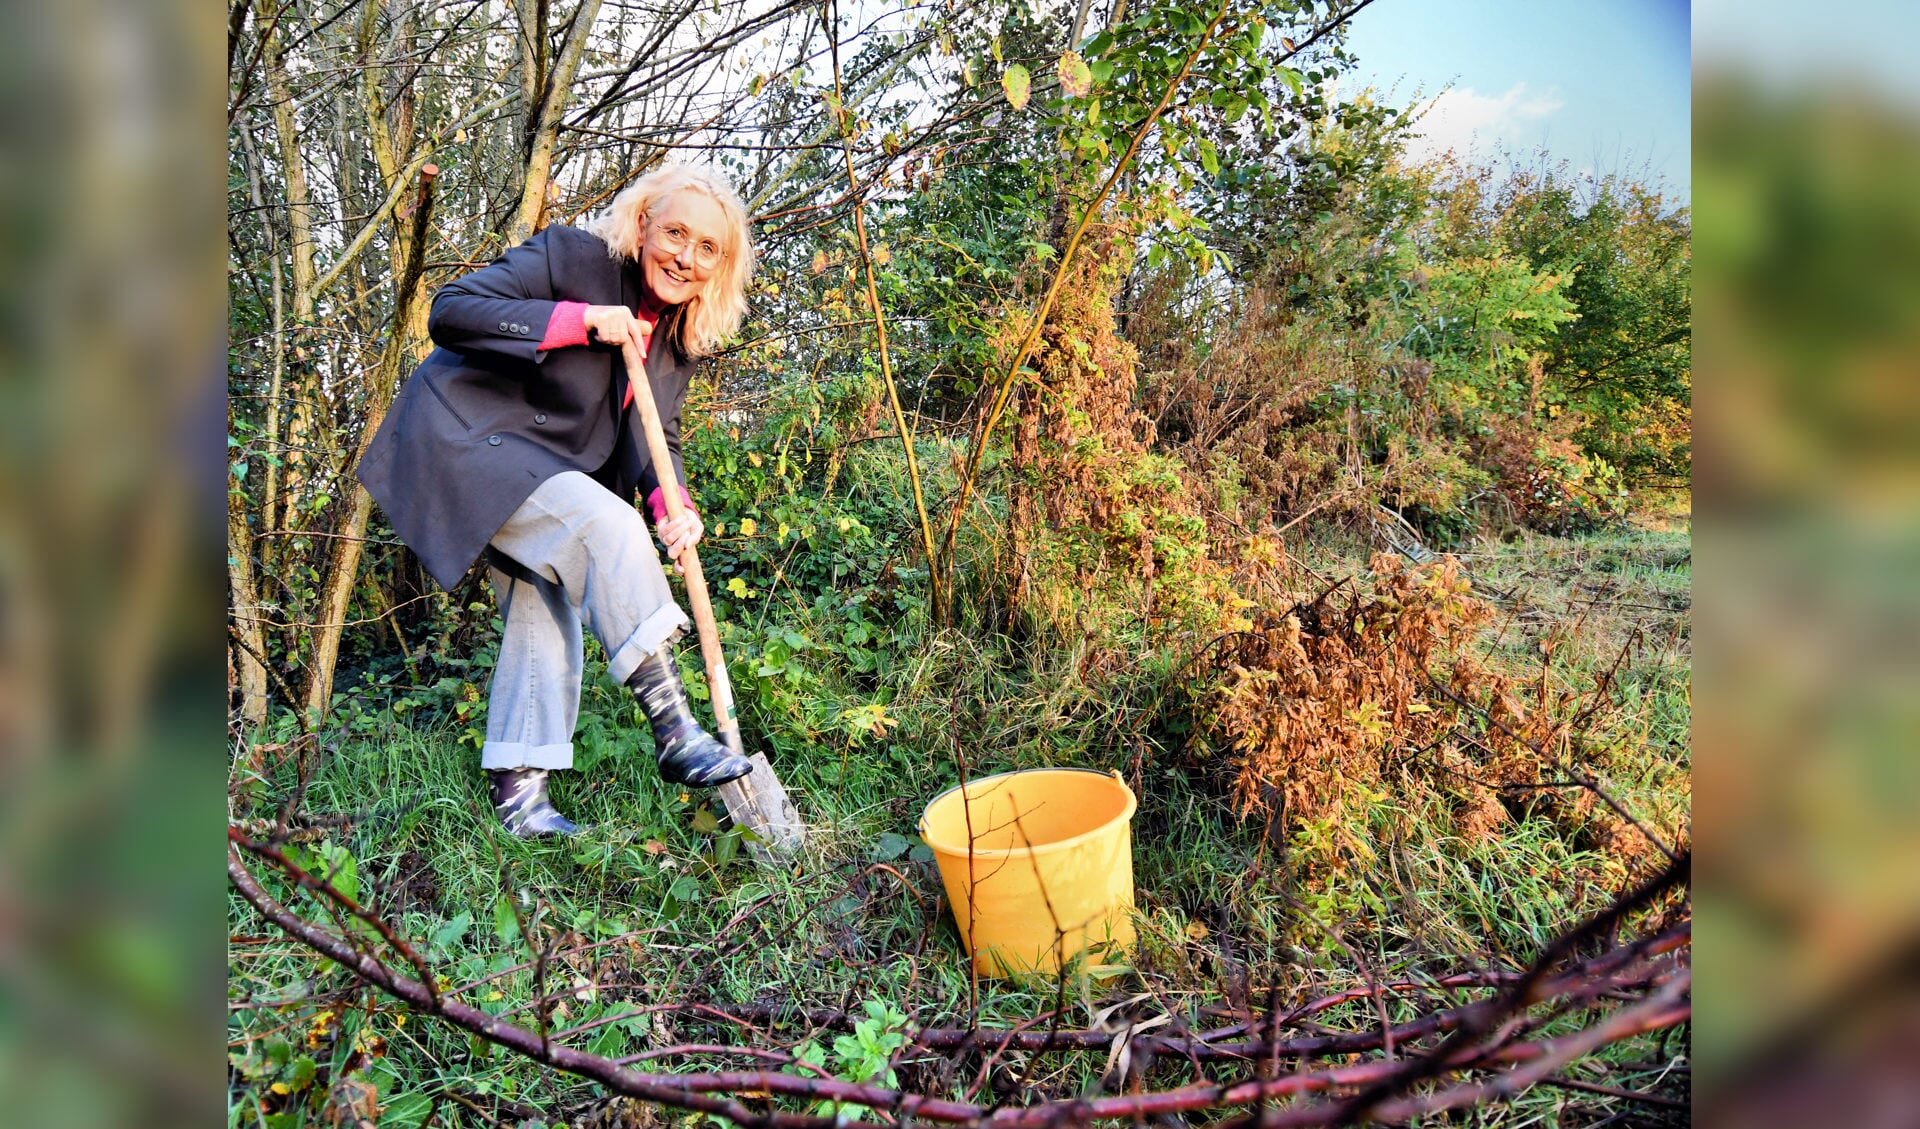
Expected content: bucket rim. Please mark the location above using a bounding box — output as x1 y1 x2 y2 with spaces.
917 766 1137 860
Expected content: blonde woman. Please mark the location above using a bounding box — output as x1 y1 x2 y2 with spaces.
358 165 757 836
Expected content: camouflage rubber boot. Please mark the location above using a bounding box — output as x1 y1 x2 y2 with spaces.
487 768 582 837
626 649 753 787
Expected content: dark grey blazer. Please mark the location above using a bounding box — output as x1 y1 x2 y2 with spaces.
357 224 697 590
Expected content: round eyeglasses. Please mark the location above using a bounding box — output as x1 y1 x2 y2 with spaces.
651 221 724 270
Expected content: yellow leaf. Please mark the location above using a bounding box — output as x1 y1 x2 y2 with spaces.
1407 702 1432 714
1058 51 1093 98
872 243 891 266
1185 920 1209 941
1001 63 1031 110
777 521 791 541
739 518 758 536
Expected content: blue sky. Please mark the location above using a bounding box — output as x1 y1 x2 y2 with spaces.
1338 0 1692 199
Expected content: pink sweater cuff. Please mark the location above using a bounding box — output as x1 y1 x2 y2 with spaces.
646 484 697 524
539 301 590 351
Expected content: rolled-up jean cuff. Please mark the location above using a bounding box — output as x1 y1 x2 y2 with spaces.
607 604 690 685
481 741 574 771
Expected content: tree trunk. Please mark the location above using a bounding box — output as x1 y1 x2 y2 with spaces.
304 168 440 722
237 124 289 588
506 0 603 246
267 19 316 320
233 131 282 730
229 485 271 730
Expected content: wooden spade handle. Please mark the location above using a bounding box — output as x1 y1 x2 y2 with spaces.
620 337 739 751
620 337 805 857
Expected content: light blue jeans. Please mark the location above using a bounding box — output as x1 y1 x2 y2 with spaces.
479 472 688 771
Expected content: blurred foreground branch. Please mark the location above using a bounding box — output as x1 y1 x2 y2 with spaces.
229 828 1689 1126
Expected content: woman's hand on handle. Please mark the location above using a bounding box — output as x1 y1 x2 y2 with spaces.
658 509 704 575
583 305 651 348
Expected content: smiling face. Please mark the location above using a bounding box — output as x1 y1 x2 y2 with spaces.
639 189 728 307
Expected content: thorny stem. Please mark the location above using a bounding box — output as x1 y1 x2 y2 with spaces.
229 831 1688 1127
1331 849 1690 1123
228 826 440 1009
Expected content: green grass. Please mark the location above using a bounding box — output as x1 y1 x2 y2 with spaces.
228 525 1691 1127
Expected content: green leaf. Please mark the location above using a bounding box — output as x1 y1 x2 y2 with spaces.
669 875 703 903
690 805 722 834
871 832 910 861
301 842 359 903
430 911 472 954
1000 64 1031 110
492 895 520 943
587 1022 627 1057
379 1092 433 1129
712 827 739 868
1198 137 1219 177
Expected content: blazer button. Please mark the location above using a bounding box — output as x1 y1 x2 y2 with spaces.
533 413 548 424
498 321 510 331
487 434 502 446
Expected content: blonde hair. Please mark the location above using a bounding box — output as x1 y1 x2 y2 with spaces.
586 164 754 357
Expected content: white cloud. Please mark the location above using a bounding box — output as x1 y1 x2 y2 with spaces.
1406 83 1566 164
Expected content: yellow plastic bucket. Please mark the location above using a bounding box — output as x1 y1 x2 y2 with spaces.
918 767 1137 978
